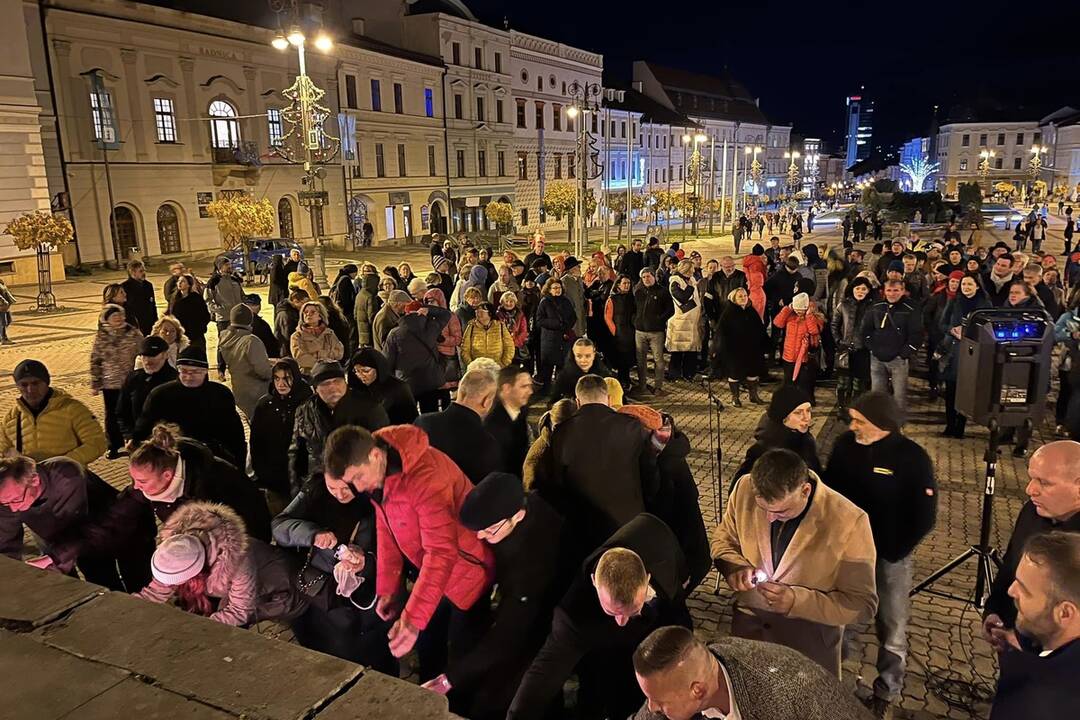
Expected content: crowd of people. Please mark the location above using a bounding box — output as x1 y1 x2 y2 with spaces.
1 213 1079 720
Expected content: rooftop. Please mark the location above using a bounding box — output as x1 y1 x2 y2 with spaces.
640 62 770 125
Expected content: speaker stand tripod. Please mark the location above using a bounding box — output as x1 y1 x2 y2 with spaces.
909 419 1020 607
700 377 726 595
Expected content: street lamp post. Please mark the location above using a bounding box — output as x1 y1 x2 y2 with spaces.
269 6 338 286
978 149 995 195
783 150 801 198
1029 144 1047 200
565 81 602 258
746 146 762 209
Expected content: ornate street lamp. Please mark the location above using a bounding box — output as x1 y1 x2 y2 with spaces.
978 149 995 194
566 81 602 257
783 150 801 196
1028 144 1048 199
269 1 339 285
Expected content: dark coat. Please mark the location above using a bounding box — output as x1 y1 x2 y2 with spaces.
116 364 178 440
619 250 645 280
384 305 451 397
251 314 279 358
414 403 501 485
643 246 664 271
939 292 994 380
507 513 691 720
980 271 1015 307
274 300 300 358
146 438 272 542
167 291 211 347
347 347 418 425
354 274 382 348
545 403 660 556
484 401 532 476
826 431 937 563
0 458 155 590
764 268 800 308
862 298 922 362
655 430 712 592
607 291 636 353
632 281 674 333
549 353 612 402
534 295 576 368
732 414 822 489
250 361 311 497
133 379 247 469
120 277 158 335
706 269 748 320
447 494 569 717
989 640 1080 720
268 259 289 308
330 271 358 322
718 303 767 380
289 389 390 497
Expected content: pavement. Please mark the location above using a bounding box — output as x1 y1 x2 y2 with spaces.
3 213 1073 720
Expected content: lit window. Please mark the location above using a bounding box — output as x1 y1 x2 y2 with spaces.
267 108 283 146
424 88 434 118
208 100 240 148
153 98 176 142
90 89 115 141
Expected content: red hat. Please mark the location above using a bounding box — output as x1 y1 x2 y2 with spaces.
618 404 663 431
948 270 965 281
404 300 423 313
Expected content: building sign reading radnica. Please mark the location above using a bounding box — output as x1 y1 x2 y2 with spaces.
198 46 242 62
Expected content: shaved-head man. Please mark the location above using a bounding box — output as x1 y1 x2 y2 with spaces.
983 441 1080 653
630 626 874 720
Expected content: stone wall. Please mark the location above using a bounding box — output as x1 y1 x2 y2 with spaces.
1 557 462 719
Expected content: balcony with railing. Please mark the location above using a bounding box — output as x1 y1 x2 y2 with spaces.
211 141 262 185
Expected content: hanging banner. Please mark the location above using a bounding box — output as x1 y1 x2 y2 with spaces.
338 113 357 167
89 73 120 150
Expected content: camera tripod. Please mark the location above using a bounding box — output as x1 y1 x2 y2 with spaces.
909 419 1019 608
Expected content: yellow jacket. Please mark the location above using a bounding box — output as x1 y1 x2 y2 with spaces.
461 319 515 368
0 388 107 467
287 271 321 303
711 471 878 629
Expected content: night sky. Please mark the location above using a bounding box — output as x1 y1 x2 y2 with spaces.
468 0 1080 152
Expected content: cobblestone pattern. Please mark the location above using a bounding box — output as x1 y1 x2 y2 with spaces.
6 224 1071 719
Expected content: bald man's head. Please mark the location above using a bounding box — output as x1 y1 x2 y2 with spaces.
1027 441 1080 521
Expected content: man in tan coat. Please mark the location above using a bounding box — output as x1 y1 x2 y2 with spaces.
712 447 877 677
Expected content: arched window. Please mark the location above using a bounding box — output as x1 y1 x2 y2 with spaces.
156 204 181 254
209 100 240 149
278 197 294 239
111 206 138 261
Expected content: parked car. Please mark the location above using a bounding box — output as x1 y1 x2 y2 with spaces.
224 239 303 275
981 203 1025 228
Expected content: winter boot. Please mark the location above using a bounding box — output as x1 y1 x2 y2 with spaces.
747 379 765 404
729 381 743 407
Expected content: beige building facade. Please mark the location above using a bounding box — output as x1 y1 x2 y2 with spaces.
0 0 57 285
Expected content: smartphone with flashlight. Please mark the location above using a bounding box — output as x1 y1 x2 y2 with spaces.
751 569 769 586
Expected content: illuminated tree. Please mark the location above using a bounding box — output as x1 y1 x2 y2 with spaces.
4 210 74 311
484 200 514 233
206 195 276 249
543 181 595 238
898 156 940 193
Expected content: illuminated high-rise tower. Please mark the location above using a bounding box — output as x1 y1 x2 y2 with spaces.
844 89 873 168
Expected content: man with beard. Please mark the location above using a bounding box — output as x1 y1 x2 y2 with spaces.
484 365 534 475
988 532 1080 719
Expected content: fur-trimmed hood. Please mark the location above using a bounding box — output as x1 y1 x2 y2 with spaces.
158 501 249 579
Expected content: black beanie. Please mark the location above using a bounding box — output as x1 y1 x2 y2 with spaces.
460 472 525 531
767 384 811 422
13 359 50 385
849 391 903 432
752 243 765 256
851 390 902 431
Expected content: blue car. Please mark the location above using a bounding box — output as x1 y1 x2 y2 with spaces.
224 238 303 275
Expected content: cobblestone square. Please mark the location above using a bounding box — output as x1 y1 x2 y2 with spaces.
3 223 1069 719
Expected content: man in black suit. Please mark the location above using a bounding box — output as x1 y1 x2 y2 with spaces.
414 369 501 484
484 365 534 476
543 374 660 558
507 513 692 720
425 472 570 720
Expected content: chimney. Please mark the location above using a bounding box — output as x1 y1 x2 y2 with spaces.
352 17 365 36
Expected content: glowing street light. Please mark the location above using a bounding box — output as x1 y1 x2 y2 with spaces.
783 150 801 195
314 33 333 52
